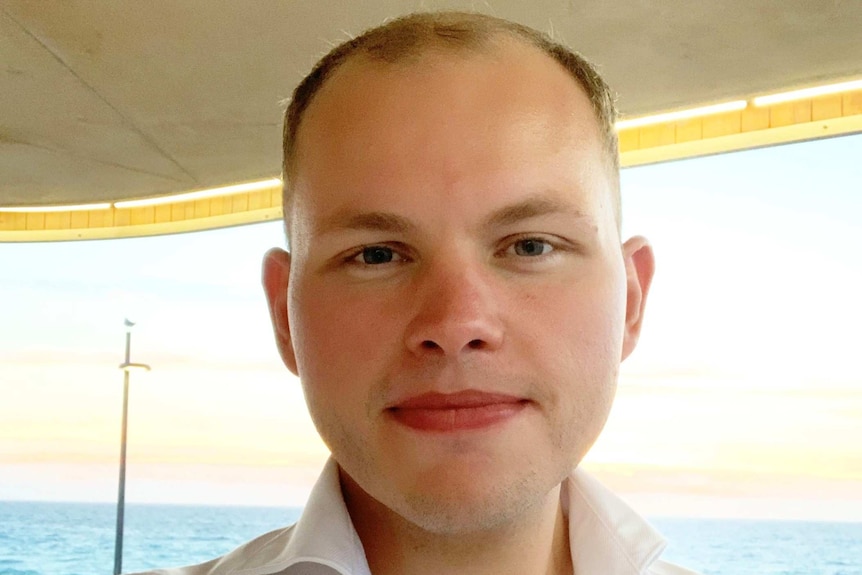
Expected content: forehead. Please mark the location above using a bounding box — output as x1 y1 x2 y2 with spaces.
289 40 611 228
303 40 599 143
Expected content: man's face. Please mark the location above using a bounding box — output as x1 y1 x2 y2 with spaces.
264 40 653 533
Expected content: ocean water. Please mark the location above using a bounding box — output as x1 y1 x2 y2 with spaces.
1 500 860 575
0 501 300 575
652 517 862 575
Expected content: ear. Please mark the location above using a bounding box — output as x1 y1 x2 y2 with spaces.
262 247 299 375
620 236 655 361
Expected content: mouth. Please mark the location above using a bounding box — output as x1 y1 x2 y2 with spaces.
386 390 529 433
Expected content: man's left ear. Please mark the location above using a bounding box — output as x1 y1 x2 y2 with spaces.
621 236 655 361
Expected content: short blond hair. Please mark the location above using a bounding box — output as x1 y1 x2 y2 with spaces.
282 11 620 222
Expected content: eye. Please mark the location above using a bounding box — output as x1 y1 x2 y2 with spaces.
352 245 401 265
511 238 554 257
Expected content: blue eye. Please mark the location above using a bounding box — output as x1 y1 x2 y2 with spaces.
361 246 395 264
513 239 553 256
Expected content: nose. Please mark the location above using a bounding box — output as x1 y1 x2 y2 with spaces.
403 259 505 357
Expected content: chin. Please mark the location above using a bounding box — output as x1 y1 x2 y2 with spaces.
397 490 528 535
390 462 555 535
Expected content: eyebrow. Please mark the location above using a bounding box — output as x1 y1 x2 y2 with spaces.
315 209 416 236
314 193 591 236
482 194 593 229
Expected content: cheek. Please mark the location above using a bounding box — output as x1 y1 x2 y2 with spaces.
519 273 625 431
524 271 626 365
288 280 399 391
287 282 388 449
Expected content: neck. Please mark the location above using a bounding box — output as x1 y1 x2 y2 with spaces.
342 472 572 575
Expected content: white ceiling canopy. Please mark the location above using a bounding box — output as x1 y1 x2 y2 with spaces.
2 0 861 207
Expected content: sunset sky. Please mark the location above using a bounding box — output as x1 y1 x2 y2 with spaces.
1 134 860 521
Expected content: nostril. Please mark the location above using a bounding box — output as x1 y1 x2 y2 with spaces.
412 337 493 353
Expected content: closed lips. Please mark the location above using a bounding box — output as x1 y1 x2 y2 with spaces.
388 390 528 432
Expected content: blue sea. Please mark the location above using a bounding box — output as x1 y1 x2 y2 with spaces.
1 500 860 574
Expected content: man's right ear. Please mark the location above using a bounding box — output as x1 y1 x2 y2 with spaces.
262 247 299 376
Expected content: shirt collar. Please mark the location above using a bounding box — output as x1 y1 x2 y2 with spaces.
223 457 371 575
565 467 668 574
256 458 666 575
281 458 372 575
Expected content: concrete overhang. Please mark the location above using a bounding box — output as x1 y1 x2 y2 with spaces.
2 1 861 240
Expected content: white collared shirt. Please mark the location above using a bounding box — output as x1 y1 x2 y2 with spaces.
135 458 699 575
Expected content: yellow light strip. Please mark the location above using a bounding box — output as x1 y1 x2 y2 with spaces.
113 178 282 209
0 202 112 213
753 79 862 107
3 75 861 218
615 100 748 130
